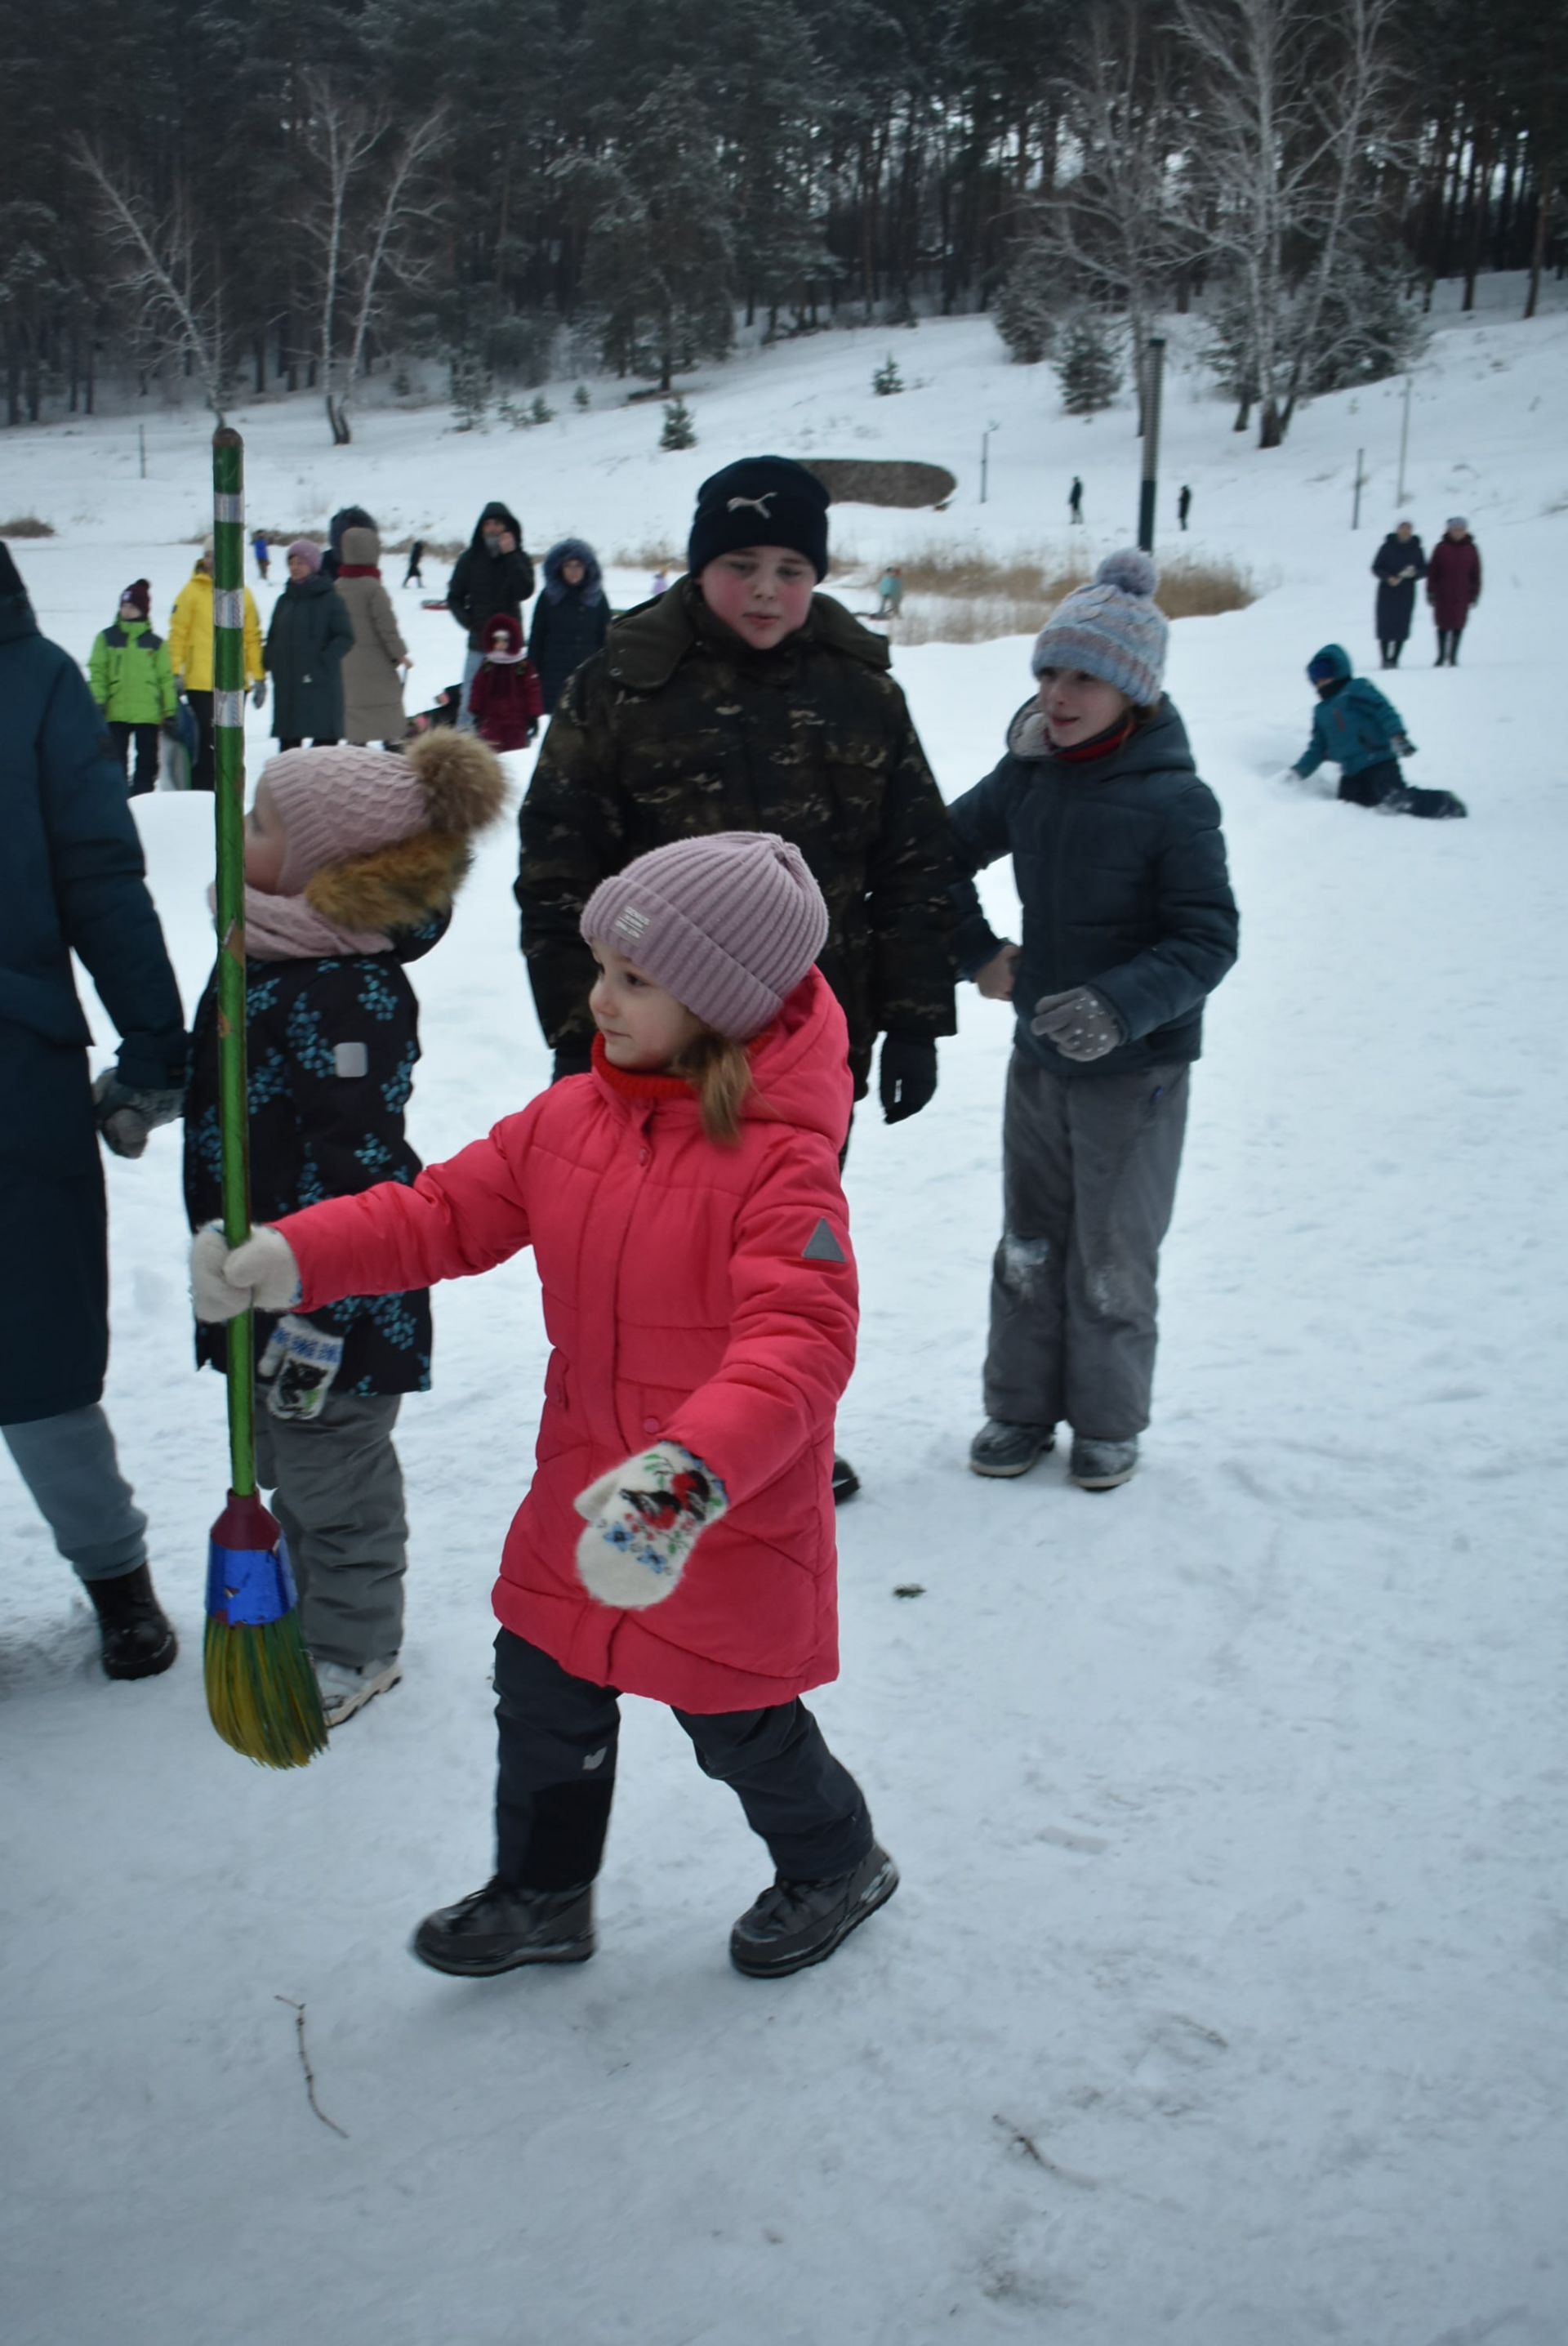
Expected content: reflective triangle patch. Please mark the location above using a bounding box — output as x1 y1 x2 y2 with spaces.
802 1219 847 1264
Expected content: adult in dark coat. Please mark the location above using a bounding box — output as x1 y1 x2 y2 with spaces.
1371 521 1426 666
1427 519 1481 665
323 505 376 582
265 540 354 746
528 537 611 712
448 501 535 725
0 542 187 1679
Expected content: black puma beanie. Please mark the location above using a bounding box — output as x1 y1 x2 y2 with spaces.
686 456 831 581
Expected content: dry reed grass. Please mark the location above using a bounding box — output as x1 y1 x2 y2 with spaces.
884 546 1257 644
1 514 56 537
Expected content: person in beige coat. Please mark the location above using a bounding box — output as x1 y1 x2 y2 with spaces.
336 525 410 745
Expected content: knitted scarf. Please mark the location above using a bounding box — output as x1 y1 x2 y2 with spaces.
336 563 381 578
208 881 393 961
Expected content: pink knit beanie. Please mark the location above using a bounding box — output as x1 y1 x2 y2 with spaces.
286 537 323 573
581 832 829 1040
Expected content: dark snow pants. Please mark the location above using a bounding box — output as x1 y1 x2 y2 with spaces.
1341 759 1465 820
492 1630 875 1892
984 1050 1190 1443
184 689 215 790
108 722 160 796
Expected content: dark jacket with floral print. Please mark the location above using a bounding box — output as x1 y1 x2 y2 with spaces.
183 921 445 1394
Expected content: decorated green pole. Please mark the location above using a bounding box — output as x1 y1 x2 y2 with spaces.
203 426 328 1768
212 427 256 1491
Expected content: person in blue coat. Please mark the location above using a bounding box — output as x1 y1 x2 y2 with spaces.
1288 644 1466 818
527 538 611 713
947 551 1239 1495
1370 524 1426 667
0 542 189 1679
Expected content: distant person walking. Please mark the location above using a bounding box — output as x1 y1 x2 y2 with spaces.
87 580 176 796
167 542 265 791
528 538 611 714
403 538 426 590
1069 476 1084 525
448 502 535 728
1371 521 1427 668
252 532 271 583
1427 519 1481 666
876 567 905 620
264 541 354 750
1177 485 1192 533
336 525 411 747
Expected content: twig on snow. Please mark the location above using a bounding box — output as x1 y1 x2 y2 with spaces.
992 2113 1097 2188
276 1996 350 2138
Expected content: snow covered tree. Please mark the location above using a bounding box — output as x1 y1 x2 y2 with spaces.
1055 311 1121 413
995 241 1058 363
660 396 697 449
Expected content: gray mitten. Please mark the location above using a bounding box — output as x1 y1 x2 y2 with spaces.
91 1068 185 1160
1030 987 1125 1063
1392 734 1416 756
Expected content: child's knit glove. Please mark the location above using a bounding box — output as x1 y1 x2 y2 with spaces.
572 1443 728 1610
1031 986 1125 1063
259 1314 344 1421
1392 734 1416 756
189 1224 303 1322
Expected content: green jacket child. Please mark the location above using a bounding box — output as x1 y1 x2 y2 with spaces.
88 582 177 727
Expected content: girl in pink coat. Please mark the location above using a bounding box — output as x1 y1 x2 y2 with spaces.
192 832 897 1981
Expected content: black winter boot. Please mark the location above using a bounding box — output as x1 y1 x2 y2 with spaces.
730 1842 898 1978
831 1455 861 1505
85 1564 177 1680
412 1879 595 1976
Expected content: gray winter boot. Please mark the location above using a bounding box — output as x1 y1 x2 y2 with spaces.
969 1420 1055 1479
1068 1435 1139 1492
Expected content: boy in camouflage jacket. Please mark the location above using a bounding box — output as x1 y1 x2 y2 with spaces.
515 456 958 1115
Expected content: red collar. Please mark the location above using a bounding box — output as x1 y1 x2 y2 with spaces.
1050 712 1138 764
337 563 381 578
591 1033 694 1105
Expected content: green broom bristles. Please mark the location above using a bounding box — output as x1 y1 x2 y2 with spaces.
204 1612 329 1769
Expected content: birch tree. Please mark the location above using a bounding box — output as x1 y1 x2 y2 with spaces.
74 145 228 413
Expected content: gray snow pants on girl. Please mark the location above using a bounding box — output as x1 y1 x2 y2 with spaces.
983 1050 1190 1442
252 1393 406 1667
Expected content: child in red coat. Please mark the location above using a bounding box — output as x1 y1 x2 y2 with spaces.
192 832 896 1981
466 612 542 750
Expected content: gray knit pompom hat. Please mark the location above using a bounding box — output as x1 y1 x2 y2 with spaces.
1030 548 1168 705
581 832 829 1040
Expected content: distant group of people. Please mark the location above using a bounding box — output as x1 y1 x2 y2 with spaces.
1370 515 1481 668
1067 479 1192 529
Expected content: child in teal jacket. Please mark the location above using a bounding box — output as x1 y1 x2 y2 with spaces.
1288 644 1465 821
88 580 176 796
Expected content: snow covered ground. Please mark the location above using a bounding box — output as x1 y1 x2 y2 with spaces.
4 294 1567 2346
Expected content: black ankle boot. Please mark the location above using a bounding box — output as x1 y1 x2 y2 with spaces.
85 1564 178 1681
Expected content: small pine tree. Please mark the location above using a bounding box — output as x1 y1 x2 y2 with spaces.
450 350 492 431
573 383 591 410
996 243 1058 365
1055 313 1121 416
660 396 697 450
528 392 556 426
872 355 903 396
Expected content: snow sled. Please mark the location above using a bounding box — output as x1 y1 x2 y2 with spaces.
158 698 201 791
420 598 448 612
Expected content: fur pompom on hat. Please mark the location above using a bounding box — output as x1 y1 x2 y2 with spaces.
265 734 508 921
688 456 831 582
286 537 323 573
1030 547 1168 707
581 832 829 1041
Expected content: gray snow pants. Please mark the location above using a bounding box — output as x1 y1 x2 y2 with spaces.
2 1403 149 1582
984 1050 1191 1442
252 1393 406 1667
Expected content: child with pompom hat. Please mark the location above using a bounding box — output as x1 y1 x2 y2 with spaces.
190 830 897 1980
182 734 508 1726
947 551 1239 1492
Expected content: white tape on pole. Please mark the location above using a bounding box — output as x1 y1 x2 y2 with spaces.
214 588 244 630
216 691 245 730
214 493 244 524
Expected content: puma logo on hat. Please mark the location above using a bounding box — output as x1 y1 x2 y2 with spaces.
727 493 777 517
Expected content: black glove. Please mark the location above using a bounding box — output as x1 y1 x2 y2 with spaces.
551 1045 594 1084
1030 987 1125 1064
878 1034 937 1125
91 1068 185 1160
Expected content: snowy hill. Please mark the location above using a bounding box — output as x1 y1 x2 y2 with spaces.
4 293 1568 2346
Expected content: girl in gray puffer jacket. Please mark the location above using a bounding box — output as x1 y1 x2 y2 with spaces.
947 551 1239 1492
